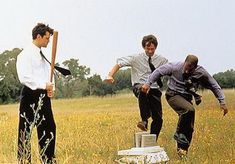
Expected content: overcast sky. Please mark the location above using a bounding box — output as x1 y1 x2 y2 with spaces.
1 0 234 79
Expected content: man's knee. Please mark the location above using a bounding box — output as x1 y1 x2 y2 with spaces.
179 105 195 115
187 105 195 112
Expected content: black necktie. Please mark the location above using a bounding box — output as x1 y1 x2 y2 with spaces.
148 57 163 88
40 50 71 76
182 73 202 105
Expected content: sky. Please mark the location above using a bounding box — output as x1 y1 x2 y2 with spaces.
1 0 234 79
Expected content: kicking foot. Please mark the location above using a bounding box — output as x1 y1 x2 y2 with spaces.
137 121 147 131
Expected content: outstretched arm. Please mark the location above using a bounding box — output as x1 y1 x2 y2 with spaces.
105 64 121 84
199 67 228 116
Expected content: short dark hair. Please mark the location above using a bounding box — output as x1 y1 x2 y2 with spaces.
142 34 158 48
32 23 54 39
185 54 198 67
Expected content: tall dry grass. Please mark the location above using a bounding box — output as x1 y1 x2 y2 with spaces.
0 89 234 163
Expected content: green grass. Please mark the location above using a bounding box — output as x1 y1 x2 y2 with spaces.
0 90 235 163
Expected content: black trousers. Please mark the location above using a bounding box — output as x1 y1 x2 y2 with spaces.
133 84 163 139
165 89 195 151
18 86 56 163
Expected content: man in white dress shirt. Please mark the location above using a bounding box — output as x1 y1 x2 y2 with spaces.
16 23 56 163
106 35 168 140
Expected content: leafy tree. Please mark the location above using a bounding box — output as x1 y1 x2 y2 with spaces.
54 58 90 98
62 59 90 80
86 74 103 96
102 82 115 96
0 48 22 103
213 69 235 88
82 74 114 96
113 68 132 91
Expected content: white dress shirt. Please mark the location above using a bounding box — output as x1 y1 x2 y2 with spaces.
16 43 53 90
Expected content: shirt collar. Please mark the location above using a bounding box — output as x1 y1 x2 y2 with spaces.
141 52 157 60
32 43 41 53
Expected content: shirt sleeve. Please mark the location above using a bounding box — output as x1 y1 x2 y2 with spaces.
147 62 173 85
16 53 46 90
116 56 134 67
200 68 226 105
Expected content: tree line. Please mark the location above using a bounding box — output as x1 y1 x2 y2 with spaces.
0 48 234 104
0 48 132 104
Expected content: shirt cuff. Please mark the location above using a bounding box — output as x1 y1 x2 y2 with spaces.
219 99 226 105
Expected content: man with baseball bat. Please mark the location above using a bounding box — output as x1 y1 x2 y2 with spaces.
16 23 64 163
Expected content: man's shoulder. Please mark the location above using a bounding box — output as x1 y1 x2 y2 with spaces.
18 47 29 58
160 55 169 63
195 65 208 75
153 53 168 61
167 61 184 70
174 61 183 65
18 45 37 59
123 53 144 60
20 44 34 53
154 53 165 58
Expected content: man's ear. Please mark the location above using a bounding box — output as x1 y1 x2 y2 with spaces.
36 34 42 39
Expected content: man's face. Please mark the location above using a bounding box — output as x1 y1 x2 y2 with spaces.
183 61 196 75
37 31 51 48
144 43 156 56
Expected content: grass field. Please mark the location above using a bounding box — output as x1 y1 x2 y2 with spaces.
0 89 235 163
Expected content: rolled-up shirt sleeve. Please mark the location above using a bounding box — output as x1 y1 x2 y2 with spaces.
116 56 133 67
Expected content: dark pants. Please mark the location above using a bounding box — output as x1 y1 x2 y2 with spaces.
133 84 163 139
165 89 195 151
18 86 56 163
